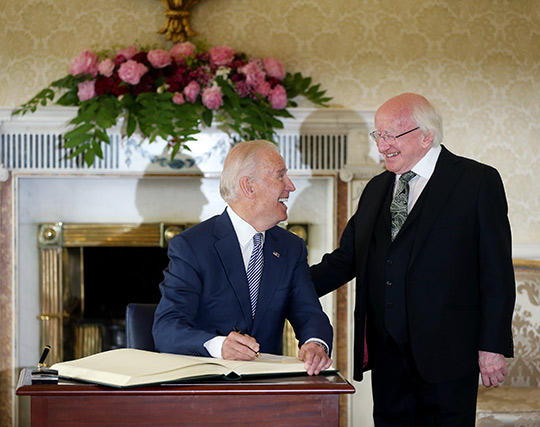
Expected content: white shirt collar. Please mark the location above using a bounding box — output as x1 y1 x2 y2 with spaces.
410 144 441 180
396 144 441 181
226 206 265 247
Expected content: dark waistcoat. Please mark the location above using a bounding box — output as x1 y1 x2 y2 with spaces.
367 182 427 344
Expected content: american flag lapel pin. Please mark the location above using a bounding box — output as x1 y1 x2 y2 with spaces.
273 251 280 258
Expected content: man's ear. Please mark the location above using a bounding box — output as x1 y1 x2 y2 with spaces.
422 131 434 148
239 176 255 198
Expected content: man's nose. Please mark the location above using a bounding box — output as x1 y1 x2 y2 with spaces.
285 175 296 192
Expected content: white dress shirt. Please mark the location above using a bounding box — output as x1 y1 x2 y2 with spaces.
394 144 442 212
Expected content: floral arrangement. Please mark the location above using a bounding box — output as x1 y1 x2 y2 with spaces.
15 43 330 166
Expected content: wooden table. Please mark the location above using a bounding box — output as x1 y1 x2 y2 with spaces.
17 368 355 426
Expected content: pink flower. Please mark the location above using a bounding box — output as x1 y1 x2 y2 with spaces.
171 42 196 62
202 86 223 110
172 92 185 104
116 45 138 61
70 50 99 77
263 58 286 81
255 80 272 97
269 84 287 109
98 59 115 78
234 81 250 97
118 60 148 85
77 80 96 101
148 49 172 69
240 61 266 87
209 46 235 66
183 81 200 103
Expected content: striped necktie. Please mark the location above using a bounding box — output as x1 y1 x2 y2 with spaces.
390 171 417 241
247 233 264 317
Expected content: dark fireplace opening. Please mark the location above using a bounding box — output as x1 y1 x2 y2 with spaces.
61 246 169 360
82 246 169 352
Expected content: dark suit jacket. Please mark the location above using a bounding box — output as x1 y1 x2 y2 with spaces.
153 209 333 357
311 145 515 383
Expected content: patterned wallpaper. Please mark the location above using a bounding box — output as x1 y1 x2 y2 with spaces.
1 0 539 242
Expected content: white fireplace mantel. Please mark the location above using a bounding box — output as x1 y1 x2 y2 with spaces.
0 106 382 178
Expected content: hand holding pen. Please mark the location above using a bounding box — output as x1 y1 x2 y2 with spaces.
220 327 260 360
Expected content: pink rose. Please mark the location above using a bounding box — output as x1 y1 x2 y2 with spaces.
263 58 285 81
118 60 148 85
209 46 235 66
255 80 271 97
172 92 185 104
98 59 115 78
171 42 196 62
269 84 287 109
202 86 223 110
240 61 266 87
70 50 99 77
148 49 172 69
116 45 138 61
77 80 96 101
183 81 200 103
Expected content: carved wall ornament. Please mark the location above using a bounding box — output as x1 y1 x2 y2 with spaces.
158 0 204 43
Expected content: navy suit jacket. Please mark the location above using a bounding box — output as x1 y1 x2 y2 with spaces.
153 209 333 357
311 146 515 383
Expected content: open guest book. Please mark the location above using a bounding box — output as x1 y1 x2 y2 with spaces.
50 348 337 388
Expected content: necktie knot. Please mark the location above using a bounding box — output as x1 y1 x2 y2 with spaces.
253 232 262 246
400 171 416 184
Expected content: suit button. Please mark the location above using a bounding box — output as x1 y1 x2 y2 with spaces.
386 259 392 264
386 302 393 308
386 281 392 286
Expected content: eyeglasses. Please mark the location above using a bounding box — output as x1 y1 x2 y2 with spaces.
369 126 420 145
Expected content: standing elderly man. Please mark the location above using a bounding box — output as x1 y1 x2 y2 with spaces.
153 140 333 375
311 93 515 424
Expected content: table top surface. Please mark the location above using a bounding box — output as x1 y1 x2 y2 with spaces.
17 368 355 397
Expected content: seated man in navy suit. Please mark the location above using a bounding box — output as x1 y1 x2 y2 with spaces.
153 140 333 375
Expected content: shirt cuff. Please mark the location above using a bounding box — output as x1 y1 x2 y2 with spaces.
304 338 330 356
203 335 227 358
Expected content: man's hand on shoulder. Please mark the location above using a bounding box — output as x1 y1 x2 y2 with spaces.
222 331 260 361
298 342 333 376
479 350 508 387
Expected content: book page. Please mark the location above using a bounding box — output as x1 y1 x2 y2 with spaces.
51 348 312 387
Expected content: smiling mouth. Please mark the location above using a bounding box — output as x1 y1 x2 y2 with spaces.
386 152 399 158
278 198 288 203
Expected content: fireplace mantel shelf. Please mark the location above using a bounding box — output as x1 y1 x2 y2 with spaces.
0 106 381 177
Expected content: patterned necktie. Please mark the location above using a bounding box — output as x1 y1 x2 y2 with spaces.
390 171 417 241
247 233 264 317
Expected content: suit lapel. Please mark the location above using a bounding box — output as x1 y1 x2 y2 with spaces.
409 146 464 266
358 172 395 273
213 211 253 328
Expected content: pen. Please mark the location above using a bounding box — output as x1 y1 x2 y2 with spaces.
38 345 51 370
233 326 260 357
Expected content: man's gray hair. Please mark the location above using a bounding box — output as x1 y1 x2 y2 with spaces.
220 140 278 203
413 100 443 146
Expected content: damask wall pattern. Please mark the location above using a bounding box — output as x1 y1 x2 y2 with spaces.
1 0 539 242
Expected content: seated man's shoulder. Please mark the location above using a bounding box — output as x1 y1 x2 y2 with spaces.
269 225 306 246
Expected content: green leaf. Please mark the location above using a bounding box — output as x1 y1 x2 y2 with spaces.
84 148 95 166
202 109 213 127
91 140 104 159
64 122 95 139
